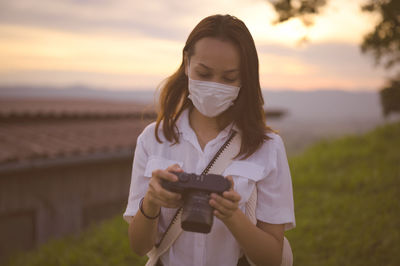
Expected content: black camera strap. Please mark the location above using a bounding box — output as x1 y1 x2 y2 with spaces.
154 130 238 248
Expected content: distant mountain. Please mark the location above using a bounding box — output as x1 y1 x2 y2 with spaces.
0 86 158 103
0 86 383 121
263 89 383 121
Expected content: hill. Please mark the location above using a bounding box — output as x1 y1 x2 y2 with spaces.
285 121 400 265
4 121 400 266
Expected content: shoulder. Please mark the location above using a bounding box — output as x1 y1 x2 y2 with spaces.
264 131 286 152
137 121 170 146
253 131 286 155
241 131 287 167
137 121 161 143
137 121 156 142
230 131 288 183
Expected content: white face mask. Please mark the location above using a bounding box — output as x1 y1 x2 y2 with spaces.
187 75 240 118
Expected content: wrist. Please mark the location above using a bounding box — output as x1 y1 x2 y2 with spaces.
222 209 242 227
141 195 161 219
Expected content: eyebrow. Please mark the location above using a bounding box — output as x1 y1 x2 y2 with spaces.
198 63 239 73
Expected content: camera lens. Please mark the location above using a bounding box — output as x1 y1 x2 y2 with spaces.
181 191 213 233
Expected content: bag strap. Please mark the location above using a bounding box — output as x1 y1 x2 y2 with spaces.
146 131 241 266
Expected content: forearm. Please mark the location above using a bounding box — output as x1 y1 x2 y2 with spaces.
223 210 283 266
128 196 161 256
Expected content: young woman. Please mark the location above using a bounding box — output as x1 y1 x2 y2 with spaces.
123 14 295 266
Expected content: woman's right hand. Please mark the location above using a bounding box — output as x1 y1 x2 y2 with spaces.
143 164 184 214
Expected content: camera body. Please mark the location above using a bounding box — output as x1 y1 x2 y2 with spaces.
161 171 231 233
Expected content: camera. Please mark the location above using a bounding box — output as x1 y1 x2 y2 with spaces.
161 171 231 233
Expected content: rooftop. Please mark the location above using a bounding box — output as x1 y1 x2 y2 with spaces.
0 98 286 172
0 98 155 172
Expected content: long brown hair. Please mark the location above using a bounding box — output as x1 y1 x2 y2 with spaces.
155 14 274 159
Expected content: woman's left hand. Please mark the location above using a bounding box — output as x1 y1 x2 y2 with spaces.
209 176 241 222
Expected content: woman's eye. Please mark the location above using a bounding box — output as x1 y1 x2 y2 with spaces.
196 72 237 83
224 77 236 83
197 73 210 78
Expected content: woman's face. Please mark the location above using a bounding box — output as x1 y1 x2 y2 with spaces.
185 37 241 87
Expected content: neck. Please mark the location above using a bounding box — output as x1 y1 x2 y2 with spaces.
189 108 219 133
188 107 230 148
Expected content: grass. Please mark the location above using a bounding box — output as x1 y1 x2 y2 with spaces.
5 121 400 266
285 121 400 265
4 217 147 266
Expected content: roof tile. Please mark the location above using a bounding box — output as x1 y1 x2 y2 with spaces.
0 99 155 166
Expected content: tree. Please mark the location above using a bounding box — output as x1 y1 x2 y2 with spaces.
380 76 400 117
268 0 400 117
270 0 327 26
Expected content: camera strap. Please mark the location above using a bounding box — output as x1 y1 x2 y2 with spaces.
146 129 293 266
145 130 241 266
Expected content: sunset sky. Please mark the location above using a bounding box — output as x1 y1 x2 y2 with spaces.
0 0 391 91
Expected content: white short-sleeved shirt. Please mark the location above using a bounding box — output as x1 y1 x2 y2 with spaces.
123 108 295 266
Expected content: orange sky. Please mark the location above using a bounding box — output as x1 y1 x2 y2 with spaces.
0 0 388 91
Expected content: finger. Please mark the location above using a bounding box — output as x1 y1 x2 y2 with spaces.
166 164 183 173
225 176 234 191
150 179 182 201
148 180 181 207
222 190 241 203
209 196 236 214
148 188 182 208
211 193 239 210
157 186 182 201
152 169 178 182
214 210 227 220
210 198 232 215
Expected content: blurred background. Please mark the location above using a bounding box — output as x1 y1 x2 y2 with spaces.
0 0 399 265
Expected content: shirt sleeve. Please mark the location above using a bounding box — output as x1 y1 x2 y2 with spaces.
255 134 296 231
123 133 149 223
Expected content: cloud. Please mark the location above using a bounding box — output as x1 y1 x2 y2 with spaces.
0 0 198 40
0 0 386 91
0 0 276 41
257 42 385 90
258 42 375 71
0 24 183 76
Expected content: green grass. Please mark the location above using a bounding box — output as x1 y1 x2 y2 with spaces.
4 217 147 266
5 122 400 266
285 121 400 266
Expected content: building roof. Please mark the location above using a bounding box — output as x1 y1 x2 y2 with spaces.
0 98 155 172
0 98 286 172
0 98 156 119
